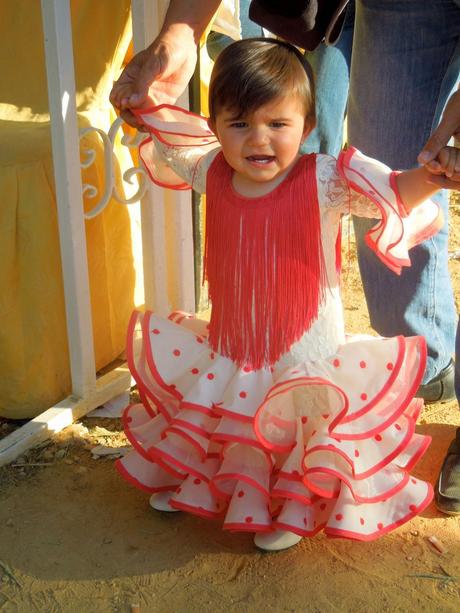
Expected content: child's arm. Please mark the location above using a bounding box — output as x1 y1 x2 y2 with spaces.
395 166 441 212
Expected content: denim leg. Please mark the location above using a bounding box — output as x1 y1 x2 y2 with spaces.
348 0 460 384
302 6 354 157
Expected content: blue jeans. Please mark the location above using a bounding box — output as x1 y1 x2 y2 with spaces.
304 0 460 398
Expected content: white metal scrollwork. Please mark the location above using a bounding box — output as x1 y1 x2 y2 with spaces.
79 116 148 219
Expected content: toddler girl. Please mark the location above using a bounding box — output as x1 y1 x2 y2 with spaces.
116 38 447 551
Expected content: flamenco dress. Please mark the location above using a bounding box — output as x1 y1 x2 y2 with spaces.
116 106 442 541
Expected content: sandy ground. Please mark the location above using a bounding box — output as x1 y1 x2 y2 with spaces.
1 207 460 613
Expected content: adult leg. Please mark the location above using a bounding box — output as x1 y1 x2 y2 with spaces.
302 4 354 157
348 0 460 395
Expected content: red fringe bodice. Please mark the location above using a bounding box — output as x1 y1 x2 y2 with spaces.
204 153 326 369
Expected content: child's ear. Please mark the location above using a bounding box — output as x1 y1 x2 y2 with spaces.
301 120 314 144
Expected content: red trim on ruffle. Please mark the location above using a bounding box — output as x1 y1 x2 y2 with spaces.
273 521 326 538
143 312 183 402
148 447 209 483
323 484 434 541
169 500 223 519
115 458 171 494
254 376 348 453
304 465 410 504
126 312 161 419
224 523 271 533
164 426 207 461
121 404 158 463
304 415 415 482
211 473 271 500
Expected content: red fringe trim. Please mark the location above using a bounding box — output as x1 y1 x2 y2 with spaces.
203 153 326 369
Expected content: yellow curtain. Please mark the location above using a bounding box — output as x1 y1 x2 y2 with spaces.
0 0 135 418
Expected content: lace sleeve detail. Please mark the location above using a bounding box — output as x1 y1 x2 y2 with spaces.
316 154 380 218
155 140 221 194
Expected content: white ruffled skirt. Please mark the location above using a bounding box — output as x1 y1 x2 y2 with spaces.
116 310 433 541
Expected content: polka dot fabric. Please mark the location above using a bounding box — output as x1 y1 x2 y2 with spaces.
116 310 433 541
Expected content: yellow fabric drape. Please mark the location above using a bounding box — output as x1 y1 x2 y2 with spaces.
0 0 135 418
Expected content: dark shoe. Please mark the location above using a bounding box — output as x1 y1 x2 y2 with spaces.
416 359 455 404
435 428 460 515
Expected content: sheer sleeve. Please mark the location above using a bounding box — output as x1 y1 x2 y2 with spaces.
140 137 220 194
317 149 443 275
135 104 221 194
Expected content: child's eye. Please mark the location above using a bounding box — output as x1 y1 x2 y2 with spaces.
270 121 287 128
229 121 247 129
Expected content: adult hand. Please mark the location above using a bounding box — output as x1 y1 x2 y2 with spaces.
418 89 460 189
110 33 198 130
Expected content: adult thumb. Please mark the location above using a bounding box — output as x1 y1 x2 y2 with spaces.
418 90 460 164
418 122 455 165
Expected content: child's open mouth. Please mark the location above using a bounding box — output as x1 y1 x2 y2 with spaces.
246 155 276 164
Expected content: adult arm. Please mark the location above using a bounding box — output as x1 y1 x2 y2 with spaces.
417 88 460 188
110 0 221 129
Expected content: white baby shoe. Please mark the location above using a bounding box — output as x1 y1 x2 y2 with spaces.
254 530 302 551
149 491 180 512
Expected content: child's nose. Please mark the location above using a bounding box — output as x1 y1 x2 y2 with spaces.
248 126 269 146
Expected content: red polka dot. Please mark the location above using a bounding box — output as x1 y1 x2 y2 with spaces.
196 336 204 344
152 328 160 335
176 487 182 494
191 368 199 375
409 504 417 512
303 517 307 525
210 353 215 359
245 516 253 523
292 370 300 374
360 393 368 401
270 367 274 373
170 384 176 389
386 362 394 371
322 414 330 420
335 514 343 521
394 423 401 431
411 478 417 484
239 391 247 398
243 366 251 373
126 416 132 424
377 522 384 530
360 517 365 525
301 416 308 424
207 373 215 380
320 503 326 511
292 470 300 477
194 478 201 485
311 430 317 436
354 449 360 457
173 349 181 356
238 490 245 498
359 361 367 368
375 434 382 442
333 359 340 367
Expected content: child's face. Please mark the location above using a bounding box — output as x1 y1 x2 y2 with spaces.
212 95 311 194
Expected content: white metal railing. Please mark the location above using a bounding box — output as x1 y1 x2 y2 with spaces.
0 0 195 467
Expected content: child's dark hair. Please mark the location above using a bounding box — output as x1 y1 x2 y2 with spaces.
209 38 316 128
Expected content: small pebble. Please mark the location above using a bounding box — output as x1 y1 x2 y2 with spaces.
410 530 419 537
6 518 14 527
406 556 413 561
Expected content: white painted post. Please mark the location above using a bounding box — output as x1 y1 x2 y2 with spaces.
41 0 96 397
131 0 195 314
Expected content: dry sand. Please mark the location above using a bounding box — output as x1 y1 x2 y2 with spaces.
1 207 460 613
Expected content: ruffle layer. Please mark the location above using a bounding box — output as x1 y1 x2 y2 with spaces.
116 310 433 541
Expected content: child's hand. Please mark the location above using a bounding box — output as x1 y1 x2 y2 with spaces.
424 146 460 189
